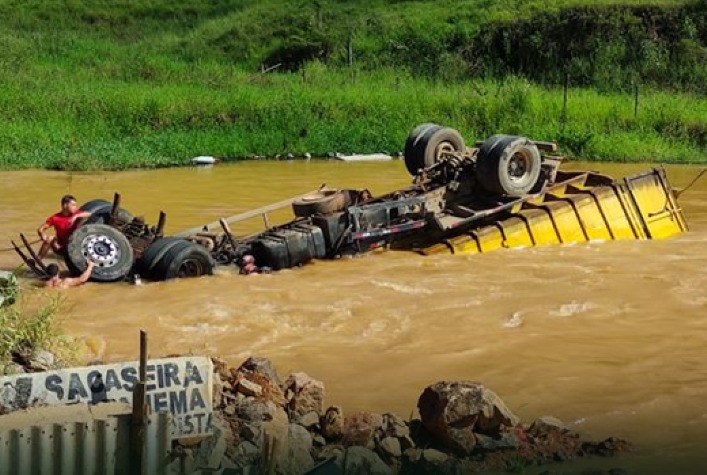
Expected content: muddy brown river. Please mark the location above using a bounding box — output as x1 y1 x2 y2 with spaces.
2 160 707 473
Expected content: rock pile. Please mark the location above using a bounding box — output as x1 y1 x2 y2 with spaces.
174 357 630 475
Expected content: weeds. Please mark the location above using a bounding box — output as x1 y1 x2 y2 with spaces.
0 295 78 371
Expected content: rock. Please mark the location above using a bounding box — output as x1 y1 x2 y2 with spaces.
283 372 325 418
312 434 326 447
276 423 314 475
316 444 345 462
381 412 409 439
379 436 402 458
238 400 280 422
2 363 25 375
408 419 433 449
399 434 415 451
402 448 470 475
224 404 236 417
212 378 223 408
238 378 263 398
231 441 259 468
297 411 320 429
582 437 631 457
28 350 55 370
417 381 519 454
342 412 383 447
195 421 227 470
404 448 423 464
528 416 568 435
238 356 282 386
322 406 344 440
343 446 392 475
211 357 229 380
423 448 448 464
240 423 262 446
474 432 521 451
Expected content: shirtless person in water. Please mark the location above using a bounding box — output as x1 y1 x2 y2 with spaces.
37 194 92 258
44 261 95 289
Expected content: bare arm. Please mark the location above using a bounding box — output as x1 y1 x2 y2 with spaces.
63 261 95 287
37 222 52 242
69 211 92 225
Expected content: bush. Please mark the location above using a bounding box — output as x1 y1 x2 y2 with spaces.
0 296 77 369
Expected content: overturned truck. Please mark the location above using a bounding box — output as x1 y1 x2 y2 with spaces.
14 124 688 282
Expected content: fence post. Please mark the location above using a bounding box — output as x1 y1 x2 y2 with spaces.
561 73 569 128
131 330 148 475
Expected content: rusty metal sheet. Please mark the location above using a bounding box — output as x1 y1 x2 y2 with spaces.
0 411 170 475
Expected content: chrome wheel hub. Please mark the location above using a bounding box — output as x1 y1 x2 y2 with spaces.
82 234 120 267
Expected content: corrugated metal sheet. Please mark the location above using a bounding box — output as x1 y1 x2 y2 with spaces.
0 411 171 475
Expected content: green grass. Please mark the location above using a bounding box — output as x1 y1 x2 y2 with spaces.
0 68 704 170
0 0 703 170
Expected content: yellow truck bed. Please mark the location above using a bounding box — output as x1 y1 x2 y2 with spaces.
420 167 687 256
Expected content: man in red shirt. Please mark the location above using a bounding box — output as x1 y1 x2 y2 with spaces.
37 195 92 258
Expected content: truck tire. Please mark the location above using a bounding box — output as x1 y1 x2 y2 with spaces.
404 125 465 176
150 240 214 281
292 190 353 217
475 135 542 197
404 123 439 175
65 224 134 282
80 199 133 226
136 237 186 276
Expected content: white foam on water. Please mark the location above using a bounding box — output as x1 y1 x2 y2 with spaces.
362 320 387 338
204 303 234 319
503 312 524 328
177 322 232 334
550 301 594 317
371 280 433 295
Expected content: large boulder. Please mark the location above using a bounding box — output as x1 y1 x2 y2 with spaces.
417 381 519 455
283 372 325 418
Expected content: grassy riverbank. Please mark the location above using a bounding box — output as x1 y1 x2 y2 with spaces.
0 0 704 170
1 69 704 170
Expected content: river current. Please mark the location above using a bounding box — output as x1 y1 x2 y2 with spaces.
2 160 707 473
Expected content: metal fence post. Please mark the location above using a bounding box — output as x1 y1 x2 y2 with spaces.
131 330 148 475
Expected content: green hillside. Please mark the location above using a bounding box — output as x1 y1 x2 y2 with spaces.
0 0 704 169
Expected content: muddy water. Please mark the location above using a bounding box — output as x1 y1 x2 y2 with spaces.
2 160 707 473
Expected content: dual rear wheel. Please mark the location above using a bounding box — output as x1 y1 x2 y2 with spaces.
403 123 542 197
137 237 214 281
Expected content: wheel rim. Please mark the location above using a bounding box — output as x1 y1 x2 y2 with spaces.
177 258 204 278
434 141 456 161
82 234 121 267
508 152 530 182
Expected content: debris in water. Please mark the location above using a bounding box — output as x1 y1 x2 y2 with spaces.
191 155 219 165
504 311 523 328
550 301 592 317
